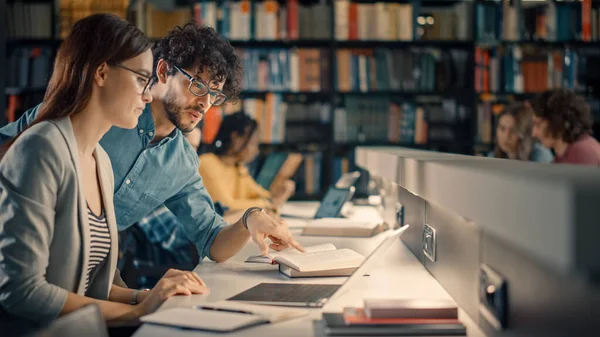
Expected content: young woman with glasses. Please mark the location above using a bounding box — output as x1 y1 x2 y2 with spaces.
0 14 207 336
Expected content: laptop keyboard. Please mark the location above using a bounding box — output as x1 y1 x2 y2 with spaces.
228 283 341 306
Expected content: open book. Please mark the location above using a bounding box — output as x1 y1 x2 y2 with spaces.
245 243 365 278
301 218 388 237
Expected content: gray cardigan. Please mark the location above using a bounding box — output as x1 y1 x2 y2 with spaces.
0 117 119 336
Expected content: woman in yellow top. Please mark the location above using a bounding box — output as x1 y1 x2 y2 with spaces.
199 112 294 212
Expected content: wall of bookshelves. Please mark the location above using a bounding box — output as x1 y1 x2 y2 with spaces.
3 0 600 200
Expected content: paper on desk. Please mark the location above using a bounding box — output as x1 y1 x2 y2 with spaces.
140 307 266 332
310 218 380 229
345 206 384 223
197 300 309 323
280 203 316 219
282 217 310 228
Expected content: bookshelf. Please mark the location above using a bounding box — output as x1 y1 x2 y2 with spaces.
3 0 600 199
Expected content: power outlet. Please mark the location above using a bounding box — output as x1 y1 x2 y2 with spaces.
422 224 436 262
395 203 405 228
479 264 508 330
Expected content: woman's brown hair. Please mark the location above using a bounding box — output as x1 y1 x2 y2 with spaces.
5 13 152 149
493 102 535 160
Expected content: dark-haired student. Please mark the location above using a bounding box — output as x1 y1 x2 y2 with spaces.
0 14 208 336
0 22 304 290
531 89 600 166
199 112 296 212
488 102 554 163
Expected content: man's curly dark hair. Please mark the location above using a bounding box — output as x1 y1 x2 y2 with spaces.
152 23 242 103
531 88 594 143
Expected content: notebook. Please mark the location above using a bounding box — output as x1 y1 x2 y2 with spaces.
141 301 308 332
245 243 365 277
140 307 267 332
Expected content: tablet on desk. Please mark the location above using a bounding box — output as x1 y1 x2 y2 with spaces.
226 226 409 308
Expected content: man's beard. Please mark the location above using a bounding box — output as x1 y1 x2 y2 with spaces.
162 89 202 133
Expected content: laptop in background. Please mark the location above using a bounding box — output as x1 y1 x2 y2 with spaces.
255 152 303 190
280 171 361 220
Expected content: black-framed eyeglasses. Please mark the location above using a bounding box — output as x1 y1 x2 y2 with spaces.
172 65 228 106
113 63 152 94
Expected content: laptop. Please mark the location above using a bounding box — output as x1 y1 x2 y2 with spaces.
226 225 409 308
281 185 355 220
334 171 361 189
255 152 303 190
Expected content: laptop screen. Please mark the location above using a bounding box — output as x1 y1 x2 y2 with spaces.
255 153 288 189
313 186 354 219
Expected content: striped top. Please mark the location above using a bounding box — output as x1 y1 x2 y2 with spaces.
85 204 111 293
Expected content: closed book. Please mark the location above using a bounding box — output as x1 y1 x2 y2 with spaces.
343 307 461 325
301 218 387 237
279 264 356 278
364 298 458 319
321 313 466 336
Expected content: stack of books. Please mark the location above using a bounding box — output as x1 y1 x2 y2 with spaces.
315 298 466 336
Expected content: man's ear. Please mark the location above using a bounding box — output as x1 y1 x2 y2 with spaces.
156 59 170 84
94 62 109 87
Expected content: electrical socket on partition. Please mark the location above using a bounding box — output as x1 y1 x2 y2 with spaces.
422 224 436 262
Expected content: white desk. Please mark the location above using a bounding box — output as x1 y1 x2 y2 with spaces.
133 203 485 337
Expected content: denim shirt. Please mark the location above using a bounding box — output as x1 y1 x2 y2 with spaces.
0 104 226 260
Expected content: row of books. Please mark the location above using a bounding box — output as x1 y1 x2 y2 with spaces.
334 97 426 145
294 152 323 197
59 0 129 39
475 46 597 94
219 95 330 144
192 0 330 41
238 48 328 93
334 1 413 41
335 97 471 145
476 0 596 42
336 49 470 93
6 2 53 39
6 47 53 90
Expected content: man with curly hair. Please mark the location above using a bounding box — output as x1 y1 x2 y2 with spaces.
531 88 600 166
0 23 304 291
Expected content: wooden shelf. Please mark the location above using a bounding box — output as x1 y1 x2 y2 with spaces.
230 39 331 48
336 40 474 49
5 87 46 95
7 38 61 47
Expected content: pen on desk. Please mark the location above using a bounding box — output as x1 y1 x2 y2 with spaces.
194 305 254 315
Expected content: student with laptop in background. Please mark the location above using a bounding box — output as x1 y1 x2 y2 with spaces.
199 111 296 212
0 14 208 336
0 22 304 289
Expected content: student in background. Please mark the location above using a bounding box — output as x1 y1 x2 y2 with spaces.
199 112 295 212
488 102 554 163
531 89 600 166
0 14 206 336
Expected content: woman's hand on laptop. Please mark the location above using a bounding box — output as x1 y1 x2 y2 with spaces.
247 209 305 255
135 269 209 316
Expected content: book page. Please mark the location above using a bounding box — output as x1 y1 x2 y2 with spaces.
245 243 336 263
310 218 380 229
275 248 365 272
